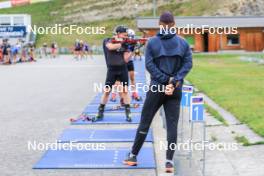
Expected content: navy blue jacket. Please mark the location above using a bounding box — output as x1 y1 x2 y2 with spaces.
145 33 192 86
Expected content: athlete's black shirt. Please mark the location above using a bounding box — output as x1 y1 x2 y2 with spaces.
103 38 126 69
2 44 10 55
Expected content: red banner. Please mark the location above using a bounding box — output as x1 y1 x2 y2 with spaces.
11 0 31 6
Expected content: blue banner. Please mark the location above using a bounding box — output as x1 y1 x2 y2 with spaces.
0 26 27 38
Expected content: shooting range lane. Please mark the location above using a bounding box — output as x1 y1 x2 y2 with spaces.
83 104 143 113
90 95 145 105
91 92 146 101
33 59 157 171
33 147 156 169
58 129 153 143
70 113 141 125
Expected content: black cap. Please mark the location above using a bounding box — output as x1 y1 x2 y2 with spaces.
159 11 175 24
115 25 128 34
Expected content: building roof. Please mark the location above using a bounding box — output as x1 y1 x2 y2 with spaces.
0 14 30 17
137 16 264 29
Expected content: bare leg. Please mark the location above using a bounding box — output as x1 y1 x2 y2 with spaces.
129 70 141 100
100 87 111 105
122 85 130 105
129 71 136 93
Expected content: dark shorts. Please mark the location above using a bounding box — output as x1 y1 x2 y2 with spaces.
127 61 134 72
105 66 129 88
75 47 81 51
3 48 10 55
3 51 9 55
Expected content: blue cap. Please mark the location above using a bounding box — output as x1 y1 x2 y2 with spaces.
159 11 175 24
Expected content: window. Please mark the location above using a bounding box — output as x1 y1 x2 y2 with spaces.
13 16 24 26
185 35 195 46
0 16 11 25
227 34 240 46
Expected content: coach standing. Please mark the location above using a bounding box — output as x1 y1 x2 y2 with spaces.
123 11 193 173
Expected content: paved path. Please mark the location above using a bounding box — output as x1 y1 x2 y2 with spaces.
173 105 264 176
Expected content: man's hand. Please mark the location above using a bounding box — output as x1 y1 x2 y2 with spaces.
165 84 175 96
168 77 181 88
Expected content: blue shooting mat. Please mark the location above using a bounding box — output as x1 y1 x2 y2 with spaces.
93 91 146 99
90 93 145 105
92 90 146 101
134 70 145 74
71 113 141 125
134 79 147 84
134 81 147 85
133 59 145 65
83 105 143 113
33 147 156 169
58 128 153 143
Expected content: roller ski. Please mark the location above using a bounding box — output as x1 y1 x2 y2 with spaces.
107 103 140 111
132 92 142 101
70 113 91 122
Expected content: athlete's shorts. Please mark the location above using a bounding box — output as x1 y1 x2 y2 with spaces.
51 48 56 54
127 60 134 72
105 66 129 88
3 50 9 55
11 48 18 55
75 47 81 51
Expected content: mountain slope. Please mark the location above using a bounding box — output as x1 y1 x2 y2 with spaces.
1 0 263 47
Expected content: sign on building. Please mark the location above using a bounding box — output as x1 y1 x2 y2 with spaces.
0 26 27 38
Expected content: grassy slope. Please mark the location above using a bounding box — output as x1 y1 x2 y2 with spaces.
36 18 136 47
0 0 134 46
187 54 264 136
139 0 223 16
0 0 69 26
0 0 223 46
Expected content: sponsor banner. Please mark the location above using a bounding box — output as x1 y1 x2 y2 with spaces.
0 26 27 38
11 0 30 6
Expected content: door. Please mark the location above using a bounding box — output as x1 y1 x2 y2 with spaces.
246 32 264 51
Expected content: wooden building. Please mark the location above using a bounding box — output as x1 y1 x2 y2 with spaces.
137 16 264 52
